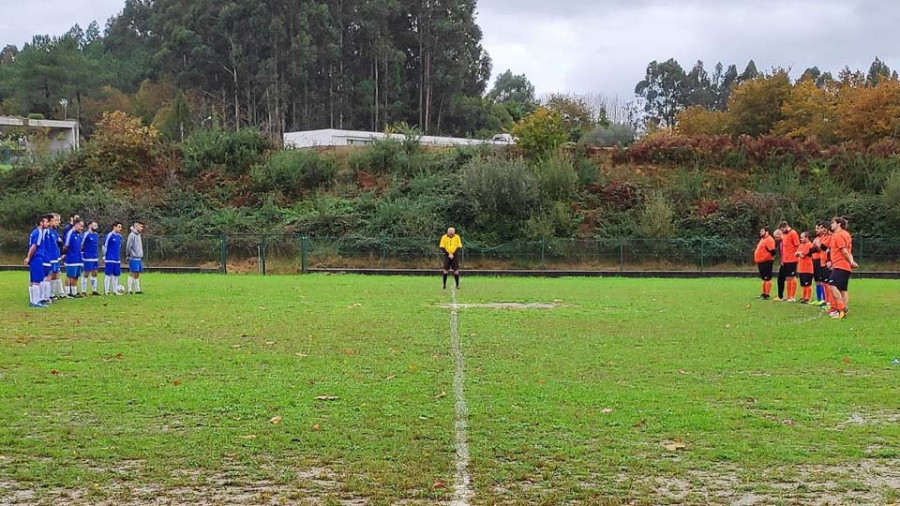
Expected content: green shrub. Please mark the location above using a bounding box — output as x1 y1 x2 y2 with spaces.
252 150 336 196
884 169 900 207
182 129 271 178
462 155 538 239
534 154 578 203
637 192 674 239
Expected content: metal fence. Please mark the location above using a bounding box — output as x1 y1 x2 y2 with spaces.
2 231 898 274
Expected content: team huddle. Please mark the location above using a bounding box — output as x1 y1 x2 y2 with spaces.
23 213 146 308
754 217 858 320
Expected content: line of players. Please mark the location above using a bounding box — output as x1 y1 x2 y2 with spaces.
754 217 858 320
24 213 146 308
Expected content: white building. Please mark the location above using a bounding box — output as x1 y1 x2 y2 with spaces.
284 128 513 149
0 116 80 158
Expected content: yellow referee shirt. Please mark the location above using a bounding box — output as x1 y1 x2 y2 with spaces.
439 234 462 255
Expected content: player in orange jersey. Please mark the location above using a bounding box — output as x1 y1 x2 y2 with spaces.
775 221 800 301
754 227 777 299
794 231 818 304
828 217 858 320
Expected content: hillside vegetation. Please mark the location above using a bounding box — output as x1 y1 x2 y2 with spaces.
1 111 899 247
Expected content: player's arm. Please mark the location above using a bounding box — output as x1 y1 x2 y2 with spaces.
839 246 858 268
24 244 37 266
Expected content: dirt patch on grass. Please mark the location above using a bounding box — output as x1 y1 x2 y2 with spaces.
836 410 900 430
0 464 369 506
625 459 900 505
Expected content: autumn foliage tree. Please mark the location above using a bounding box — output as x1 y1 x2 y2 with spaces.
726 71 792 137
836 78 900 145
775 77 840 143
89 111 160 182
512 107 569 160
675 106 729 136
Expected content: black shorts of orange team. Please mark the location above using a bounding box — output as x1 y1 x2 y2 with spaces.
814 262 827 283
442 253 460 271
829 268 851 291
757 261 773 281
799 273 814 287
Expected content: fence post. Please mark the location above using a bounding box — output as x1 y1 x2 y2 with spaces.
220 234 227 274
300 236 309 274
619 238 624 272
856 237 862 265
380 236 387 268
540 237 545 269
700 238 705 273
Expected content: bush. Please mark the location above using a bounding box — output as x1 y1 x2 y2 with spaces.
182 129 271 178
884 169 900 207
535 154 578 203
462 156 538 239
585 122 636 147
252 150 336 197
637 192 674 239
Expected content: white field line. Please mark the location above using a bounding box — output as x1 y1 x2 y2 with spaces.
449 287 473 506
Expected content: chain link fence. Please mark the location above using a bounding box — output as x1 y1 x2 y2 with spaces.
2 231 898 274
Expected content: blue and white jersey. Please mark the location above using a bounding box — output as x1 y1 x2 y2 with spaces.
28 227 45 262
104 232 122 263
62 223 73 243
82 231 99 262
40 229 55 264
64 229 83 265
48 229 61 261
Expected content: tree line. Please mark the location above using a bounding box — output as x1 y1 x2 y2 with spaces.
635 57 900 144
0 0 537 140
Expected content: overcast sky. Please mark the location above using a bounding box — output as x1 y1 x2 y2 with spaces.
2 0 898 102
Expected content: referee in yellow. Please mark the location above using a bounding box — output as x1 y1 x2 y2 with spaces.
439 227 463 289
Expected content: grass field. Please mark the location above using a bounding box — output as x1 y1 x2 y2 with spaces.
1 273 898 505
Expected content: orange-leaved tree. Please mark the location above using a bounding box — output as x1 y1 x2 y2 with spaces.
675 106 729 136
776 76 840 143
89 111 161 182
836 78 900 145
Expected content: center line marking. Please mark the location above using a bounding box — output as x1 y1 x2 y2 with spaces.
449 286 472 506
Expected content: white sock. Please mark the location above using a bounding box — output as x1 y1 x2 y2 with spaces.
55 279 65 296
29 285 37 305
113 276 120 293
81 276 87 293
104 276 111 294
134 279 141 293
41 281 51 300
127 277 134 293
91 276 98 292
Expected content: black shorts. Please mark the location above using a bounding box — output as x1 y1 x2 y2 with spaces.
757 261 773 281
799 273 814 287
822 267 832 284
829 268 851 291
779 262 798 277
814 263 826 283
442 254 460 271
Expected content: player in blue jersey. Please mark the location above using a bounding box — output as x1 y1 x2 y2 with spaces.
103 222 124 295
24 215 51 308
48 214 65 299
61 213 79 246
39 216 57 303
81 221 101 296
63 219 85 298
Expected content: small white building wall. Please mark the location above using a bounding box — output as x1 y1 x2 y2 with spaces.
284 129 498 149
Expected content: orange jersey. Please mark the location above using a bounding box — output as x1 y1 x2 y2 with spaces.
780 229 800 261
830 230 853 272
819 234 833 265
797 243 815 274
754 236 776 263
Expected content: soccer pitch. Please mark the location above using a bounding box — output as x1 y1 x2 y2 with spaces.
1 273 898 505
